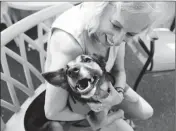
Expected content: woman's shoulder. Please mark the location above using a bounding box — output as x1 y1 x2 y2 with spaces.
49 29 83 54
52 5 83 30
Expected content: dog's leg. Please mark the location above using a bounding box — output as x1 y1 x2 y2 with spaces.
39 121 64 131
106 109 124 126
86 109 124 131
100 119 134 131
86 110 107 131
124 119 136 129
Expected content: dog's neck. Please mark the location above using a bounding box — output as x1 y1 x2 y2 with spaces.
99 71 115 86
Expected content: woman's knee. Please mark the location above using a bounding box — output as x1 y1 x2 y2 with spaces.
120 87 154 120
139 102 154 120
137 97 154 120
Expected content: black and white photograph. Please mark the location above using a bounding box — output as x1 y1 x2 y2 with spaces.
0 1 175 131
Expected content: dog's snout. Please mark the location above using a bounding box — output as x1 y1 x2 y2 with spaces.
67 67 80 77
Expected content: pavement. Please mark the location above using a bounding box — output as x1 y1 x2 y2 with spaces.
125 46 175 131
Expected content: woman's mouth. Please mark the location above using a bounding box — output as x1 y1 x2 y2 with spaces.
106 34 121 46
105 34 114 46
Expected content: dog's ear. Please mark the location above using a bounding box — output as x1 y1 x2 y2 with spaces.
42 68 69 90
91 54 106 71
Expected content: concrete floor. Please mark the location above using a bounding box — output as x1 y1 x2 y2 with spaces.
1 26 175 131
125 46 175 131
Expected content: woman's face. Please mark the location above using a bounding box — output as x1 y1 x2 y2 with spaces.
96 3 153 46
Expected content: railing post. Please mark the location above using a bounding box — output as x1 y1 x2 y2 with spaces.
1 117 6 131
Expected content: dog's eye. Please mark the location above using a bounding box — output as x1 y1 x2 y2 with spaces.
83 57 92 63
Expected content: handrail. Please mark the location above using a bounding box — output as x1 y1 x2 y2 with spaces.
1 2 73 46
0 3 74 129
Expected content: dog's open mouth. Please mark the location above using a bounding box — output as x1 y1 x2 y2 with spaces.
76 76 99 95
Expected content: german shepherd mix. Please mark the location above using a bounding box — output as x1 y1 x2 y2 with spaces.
42 54 124 130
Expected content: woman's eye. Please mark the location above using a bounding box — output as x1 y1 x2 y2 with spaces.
112 24 121 30
126 33 136 37
110 20 121 30
83 58 91 63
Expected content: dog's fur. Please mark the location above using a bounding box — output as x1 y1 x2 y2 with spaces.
43 54 115 103
42 54 122 130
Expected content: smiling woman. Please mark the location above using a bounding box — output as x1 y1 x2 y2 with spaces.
44 1 164 131
99 2 162 46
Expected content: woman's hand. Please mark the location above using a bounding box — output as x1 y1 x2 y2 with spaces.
99 82 124 109
87 102 105 112
87 82 124 112
123 84 139 103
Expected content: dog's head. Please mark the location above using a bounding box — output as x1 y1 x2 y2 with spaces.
66 54 106 98
42 54 112 102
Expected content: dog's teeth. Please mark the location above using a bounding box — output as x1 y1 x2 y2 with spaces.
87 81 91 90
91 78 94 83
81 87 96 99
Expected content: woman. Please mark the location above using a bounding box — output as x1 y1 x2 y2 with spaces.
44 2 161 131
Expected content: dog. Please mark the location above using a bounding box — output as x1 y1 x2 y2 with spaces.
42 54 124 130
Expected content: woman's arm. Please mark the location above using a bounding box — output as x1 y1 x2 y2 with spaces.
111 43 139 103
44 30 85 121
111 43 126 89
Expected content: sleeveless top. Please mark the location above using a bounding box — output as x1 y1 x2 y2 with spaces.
49 4 120 115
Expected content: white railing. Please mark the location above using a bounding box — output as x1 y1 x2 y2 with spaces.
1 3 73 131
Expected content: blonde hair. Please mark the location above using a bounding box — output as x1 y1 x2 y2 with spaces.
83 2 163 38
83 2 109 37
116 2 163 36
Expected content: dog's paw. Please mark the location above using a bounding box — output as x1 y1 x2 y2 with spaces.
108 109 124 120
124 119 136 129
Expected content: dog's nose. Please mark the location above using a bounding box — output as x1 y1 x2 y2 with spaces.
67 67 80 78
